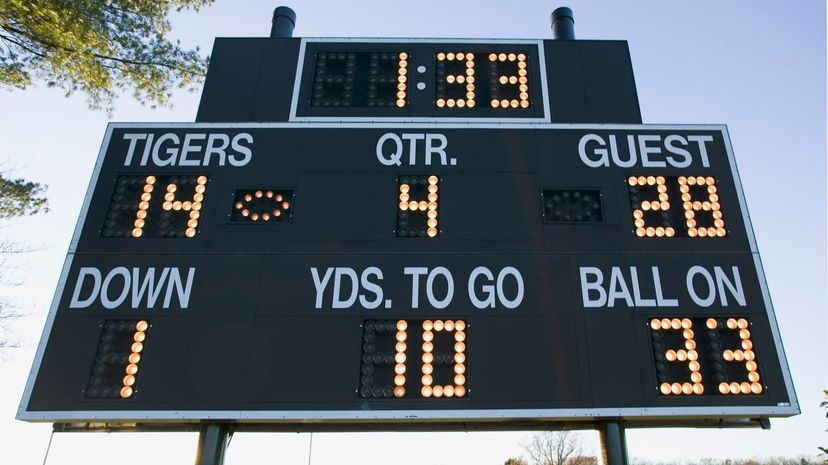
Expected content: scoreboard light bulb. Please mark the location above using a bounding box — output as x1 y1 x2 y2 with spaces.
454 352 466 364
133 331 146 342
395 363 406 375
650 319 661 330
689 360 700 372
395 352 406 364
455 385 467 397
394 386 405 398
745 361 758 372
396 320 408 331
396 331 407 342
685 339 696 350
120 386 133 398
423 341 434 353
128 353 141 364
742 340 753 350
433 385 444 398
395 341 407 353
167 184 177 193
423 320 434 331
423 331 434 342
437 52 446 60
131 342 143 353
490 100 499 108
447 52 455 60
123 375 136 386
498 53 507 61
635 227 646 237
749 371 760 382
690 372 702 383
500 99 509 108
729 382 741 394
421 385 433 397
455 331 466 342
670 383 681 395
665 350 677 362
126 364 139 375
681 383 693 395
444 385 455 397
444 320 455 331
434 320 444 331
447 99 456 108
422 352 434 364
437 99 446 108
454 375 466 385
457 99 466 108
454 363 466 375
422 364 433 375
751 383 763 394
660 383 671 395
718 382 730 394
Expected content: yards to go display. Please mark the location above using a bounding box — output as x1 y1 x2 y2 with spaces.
359 319 467 399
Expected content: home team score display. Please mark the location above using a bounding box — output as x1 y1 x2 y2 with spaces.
18 123 797 425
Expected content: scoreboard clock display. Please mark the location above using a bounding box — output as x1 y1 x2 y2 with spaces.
291 40 550 120
18 122 798 428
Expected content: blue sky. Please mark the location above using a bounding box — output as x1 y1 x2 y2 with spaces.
0 1 825 463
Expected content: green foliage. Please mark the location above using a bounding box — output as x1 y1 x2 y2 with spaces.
0 173 48 218
0 0 213 111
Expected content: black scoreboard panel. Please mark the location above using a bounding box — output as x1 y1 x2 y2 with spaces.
18 123 797 426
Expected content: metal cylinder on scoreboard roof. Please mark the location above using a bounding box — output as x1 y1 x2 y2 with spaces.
551 6 575 39
271 6 297 38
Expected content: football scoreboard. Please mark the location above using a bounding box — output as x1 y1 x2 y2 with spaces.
18 39 798 429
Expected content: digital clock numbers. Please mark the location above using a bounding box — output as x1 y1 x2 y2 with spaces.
297 44 543 118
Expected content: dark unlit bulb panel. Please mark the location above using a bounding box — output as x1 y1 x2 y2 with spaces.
542 189 603 223
311 51 408 108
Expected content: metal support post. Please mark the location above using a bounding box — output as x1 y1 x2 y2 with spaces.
597 421 629 465
194 423 231 465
